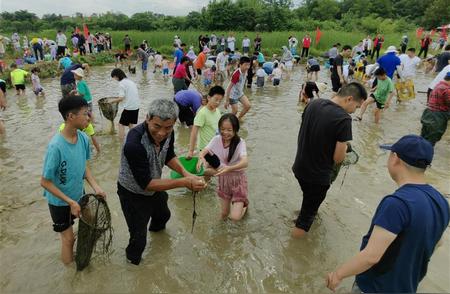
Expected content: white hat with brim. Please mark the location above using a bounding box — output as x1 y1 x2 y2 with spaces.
385 46 398 53
71 68 84 77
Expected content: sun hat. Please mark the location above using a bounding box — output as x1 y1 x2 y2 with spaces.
380 134 433 168
71 68 84 77
385 45 398 53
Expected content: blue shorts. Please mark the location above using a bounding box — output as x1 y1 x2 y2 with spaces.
163 68 169 75
142 61 148 71
203 79 212 87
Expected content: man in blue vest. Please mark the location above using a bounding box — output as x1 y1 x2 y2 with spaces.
326 134 449 293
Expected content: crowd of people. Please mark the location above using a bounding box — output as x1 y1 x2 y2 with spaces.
0 28 449 293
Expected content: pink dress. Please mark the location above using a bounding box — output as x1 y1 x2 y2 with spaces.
206 135 249 205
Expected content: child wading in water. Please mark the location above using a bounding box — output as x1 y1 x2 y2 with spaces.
31 67 45 96
40 95 105 264
356 67 394 123
225 56 251 120
197 113 249 221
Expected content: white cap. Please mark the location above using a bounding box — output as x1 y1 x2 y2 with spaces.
385 46 398 53
71 68 84 77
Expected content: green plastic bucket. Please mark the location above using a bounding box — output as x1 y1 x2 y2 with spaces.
170 157 205 179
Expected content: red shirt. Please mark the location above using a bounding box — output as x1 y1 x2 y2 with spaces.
302 37 311 48
173 63 187 79
428 81 450 112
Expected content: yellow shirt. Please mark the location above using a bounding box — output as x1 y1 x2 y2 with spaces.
59 123 95 137
10 69 28 85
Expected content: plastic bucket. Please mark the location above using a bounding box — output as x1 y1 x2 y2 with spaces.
170 157 204 179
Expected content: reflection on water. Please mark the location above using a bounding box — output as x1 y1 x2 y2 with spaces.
0 65 449 293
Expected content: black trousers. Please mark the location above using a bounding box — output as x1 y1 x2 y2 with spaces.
301 47 309 58
371 46 381 60
295 178 330 232
418 46 428 58
57 46 66 57
117 183 171 265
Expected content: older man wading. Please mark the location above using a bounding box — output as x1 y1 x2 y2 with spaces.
117 99 207 265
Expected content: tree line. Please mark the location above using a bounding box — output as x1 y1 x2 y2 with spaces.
1 0 449 34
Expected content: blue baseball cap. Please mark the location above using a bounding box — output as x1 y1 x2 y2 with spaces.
380 135 434 168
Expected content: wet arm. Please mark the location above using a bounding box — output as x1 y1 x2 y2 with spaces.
333 141 348 164
188 125 199 155
332 226 396 282
40 177 75 206
226 156 248 172
84 164 103 195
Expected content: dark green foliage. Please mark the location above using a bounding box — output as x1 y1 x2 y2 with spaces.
0 0 448 33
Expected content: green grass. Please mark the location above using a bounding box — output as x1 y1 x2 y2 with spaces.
33 29 421 58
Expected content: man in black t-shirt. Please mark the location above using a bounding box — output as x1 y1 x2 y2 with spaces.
292 83 367 238
331 45 352 93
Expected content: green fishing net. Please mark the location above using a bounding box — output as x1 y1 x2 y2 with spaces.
75 194 113 271
331 149 360 184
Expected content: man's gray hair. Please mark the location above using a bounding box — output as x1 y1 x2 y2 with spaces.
147 98 179 120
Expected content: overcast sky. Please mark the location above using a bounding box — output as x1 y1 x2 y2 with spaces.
1 0 211 17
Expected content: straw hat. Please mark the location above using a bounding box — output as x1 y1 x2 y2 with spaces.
71 68 84 77
385 46 398 53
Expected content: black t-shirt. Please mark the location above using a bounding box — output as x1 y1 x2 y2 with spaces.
303 82 319 98
292 99 352 185
436 51 450 72
60 64 83 85
331 54 343 79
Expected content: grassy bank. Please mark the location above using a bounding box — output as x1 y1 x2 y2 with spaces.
0 52 115 87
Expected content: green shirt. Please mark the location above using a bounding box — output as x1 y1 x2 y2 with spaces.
10 69 28 85
373 77 394 103
194 106 221 150
77 80 92 102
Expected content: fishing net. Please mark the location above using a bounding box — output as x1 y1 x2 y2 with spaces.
331 149 360 184
75 194 113 271
98 97 119 133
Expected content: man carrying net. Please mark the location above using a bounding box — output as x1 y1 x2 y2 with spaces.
117 99 207 265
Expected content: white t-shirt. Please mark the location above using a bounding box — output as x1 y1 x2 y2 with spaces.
272 68 282 79
429 64 450 89
154 54 162 66
399 54 421 78
256 68 267 78
56 34 67 46
242 38 250 48
118 78 140 110
227 37 235 51
216 52 228 71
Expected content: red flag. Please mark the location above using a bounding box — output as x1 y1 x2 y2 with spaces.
416 27 423 39
430 28 436 37
83 24 89 38
315 27 322 45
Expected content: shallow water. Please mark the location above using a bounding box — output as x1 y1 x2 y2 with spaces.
0 64 449 293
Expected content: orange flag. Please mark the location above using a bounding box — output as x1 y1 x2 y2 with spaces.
315 27 322 45
416 27 423 39
83 24 89 38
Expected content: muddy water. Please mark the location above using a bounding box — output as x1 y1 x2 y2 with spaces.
0 65 449 293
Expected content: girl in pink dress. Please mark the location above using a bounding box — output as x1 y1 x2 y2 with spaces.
197 113 248 221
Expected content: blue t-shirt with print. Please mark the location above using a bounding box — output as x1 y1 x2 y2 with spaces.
42 130 91 206
356 184 449 293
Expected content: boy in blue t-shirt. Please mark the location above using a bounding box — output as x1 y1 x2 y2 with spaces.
40 95 106 265
326 135 449 293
